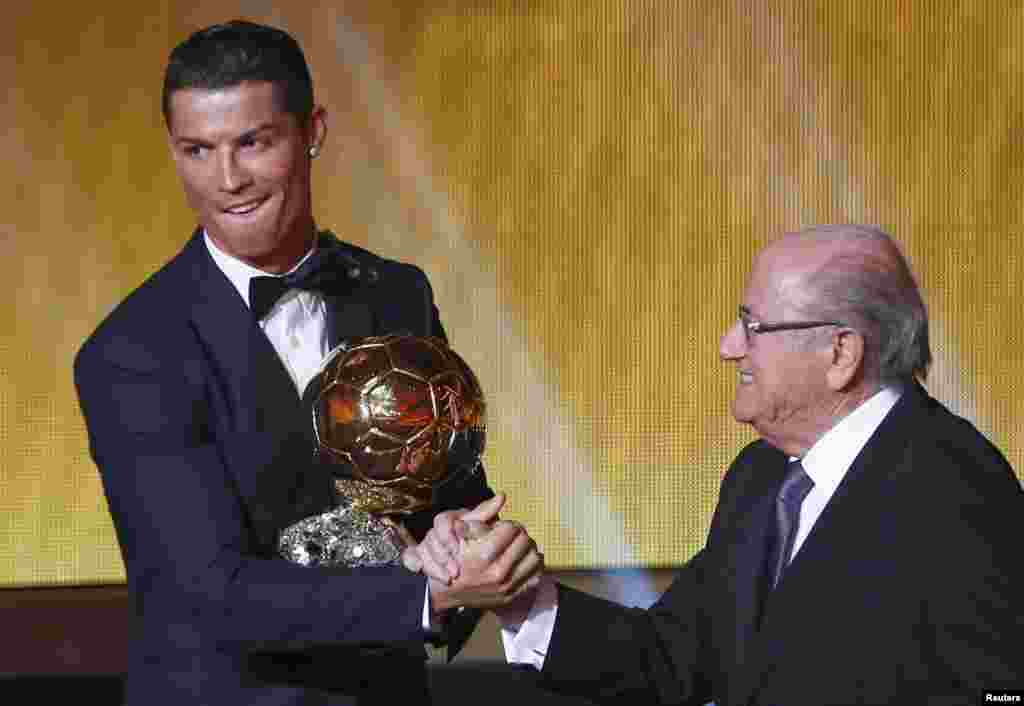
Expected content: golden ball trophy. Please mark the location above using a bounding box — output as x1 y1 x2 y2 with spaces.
278 334 486 568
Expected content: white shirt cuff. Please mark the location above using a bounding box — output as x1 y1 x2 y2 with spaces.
423 578 443 633
500 575 557 670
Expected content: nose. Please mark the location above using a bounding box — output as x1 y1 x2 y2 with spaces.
719 319 746 361
217 150 252 193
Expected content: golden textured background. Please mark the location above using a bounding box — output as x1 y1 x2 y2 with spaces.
3 1 1023 586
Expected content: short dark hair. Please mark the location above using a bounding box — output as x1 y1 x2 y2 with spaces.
162 20 313 125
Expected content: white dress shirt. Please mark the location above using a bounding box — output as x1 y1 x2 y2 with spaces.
790 384 902 559
204 233 437 631
502 385 904 669
204 234 329 395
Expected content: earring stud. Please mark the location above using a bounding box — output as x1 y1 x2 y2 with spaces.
308 145 320 158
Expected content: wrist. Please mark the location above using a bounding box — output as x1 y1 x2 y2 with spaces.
492 584 537 629
428 577 458 616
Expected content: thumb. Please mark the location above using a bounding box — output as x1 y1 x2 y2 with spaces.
463 492 505 524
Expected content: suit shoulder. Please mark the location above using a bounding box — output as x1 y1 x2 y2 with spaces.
906 392 1019 498
376 255 430 288
76 245 199 374
327 236 431 284
716 438 782 501
732 438 778 464
725 438 781 480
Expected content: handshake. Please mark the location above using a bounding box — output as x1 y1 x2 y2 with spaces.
401 493 545 625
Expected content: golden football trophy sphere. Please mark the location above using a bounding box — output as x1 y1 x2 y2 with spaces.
278 334 486 568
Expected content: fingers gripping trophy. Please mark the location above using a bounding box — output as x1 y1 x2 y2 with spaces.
278 334 487 568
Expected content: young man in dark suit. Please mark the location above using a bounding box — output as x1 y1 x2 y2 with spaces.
420 225 1024 705
74 20 539 706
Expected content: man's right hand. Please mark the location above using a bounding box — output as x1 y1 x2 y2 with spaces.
409 494 545 616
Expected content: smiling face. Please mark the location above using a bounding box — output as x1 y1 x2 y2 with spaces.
719 239 840 455
166 81 326 273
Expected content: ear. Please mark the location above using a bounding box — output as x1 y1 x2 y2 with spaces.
307 105 328 155
825 329 864 391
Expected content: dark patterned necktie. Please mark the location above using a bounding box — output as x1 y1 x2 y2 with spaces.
249 246 361 320
768 460 814 590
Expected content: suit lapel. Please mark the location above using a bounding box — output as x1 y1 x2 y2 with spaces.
182 230 388 546
325 289 374 348
310 230 376 347
767 385 923 596
185 229 380 425
177 228 429 550
184 231 300 433
182 232 331 549
738 386 925 705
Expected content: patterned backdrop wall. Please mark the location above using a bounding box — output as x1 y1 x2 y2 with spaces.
2 1 1022 587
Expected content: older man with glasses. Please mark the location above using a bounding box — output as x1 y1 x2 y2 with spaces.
415 224 1024 706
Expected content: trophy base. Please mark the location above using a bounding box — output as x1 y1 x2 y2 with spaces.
278 500 406 568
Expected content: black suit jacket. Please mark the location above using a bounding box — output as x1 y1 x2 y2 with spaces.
540 383 1024 705
74 230 492 705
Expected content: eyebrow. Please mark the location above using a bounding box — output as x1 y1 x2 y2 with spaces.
234 124 277 143
173 122 279 147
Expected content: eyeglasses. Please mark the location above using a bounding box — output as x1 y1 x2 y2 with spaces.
737 306 843 344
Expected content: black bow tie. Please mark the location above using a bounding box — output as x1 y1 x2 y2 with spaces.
249 244 366 320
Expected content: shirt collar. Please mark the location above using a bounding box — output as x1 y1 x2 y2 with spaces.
203 231 316 309
798 385 904 497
